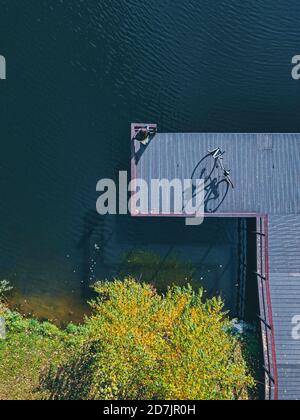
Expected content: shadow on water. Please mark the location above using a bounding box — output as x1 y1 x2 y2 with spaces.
77 209 102 298
245 218 265 400
81 215 242 316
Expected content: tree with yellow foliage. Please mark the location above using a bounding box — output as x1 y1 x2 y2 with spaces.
43 278 254 400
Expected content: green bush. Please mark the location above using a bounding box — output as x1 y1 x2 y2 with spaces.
42 278 254 400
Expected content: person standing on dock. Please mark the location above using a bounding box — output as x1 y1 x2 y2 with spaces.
134 125 152 145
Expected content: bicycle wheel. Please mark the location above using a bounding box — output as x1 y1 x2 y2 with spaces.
204 179 229 213
191 154 217 188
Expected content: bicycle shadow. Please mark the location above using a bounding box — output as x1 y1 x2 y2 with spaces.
183 153 230 214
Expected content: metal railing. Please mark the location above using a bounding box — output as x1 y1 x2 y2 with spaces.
255 216 279 400
236 219 247 319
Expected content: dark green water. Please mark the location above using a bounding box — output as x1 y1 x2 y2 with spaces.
0 0 300 322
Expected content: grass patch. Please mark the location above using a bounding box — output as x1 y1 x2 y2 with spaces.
0 308 79 400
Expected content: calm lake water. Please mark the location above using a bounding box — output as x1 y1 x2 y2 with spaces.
0 0 300 323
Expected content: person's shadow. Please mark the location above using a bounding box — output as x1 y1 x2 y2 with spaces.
133 132 156 165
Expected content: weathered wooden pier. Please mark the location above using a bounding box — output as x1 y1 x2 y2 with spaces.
131 125 300 400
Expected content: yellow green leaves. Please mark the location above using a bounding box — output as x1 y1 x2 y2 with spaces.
46 278 254 400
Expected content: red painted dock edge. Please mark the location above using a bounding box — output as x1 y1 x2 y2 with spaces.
263 214 279 400
130 124 279 399
131 123 158 217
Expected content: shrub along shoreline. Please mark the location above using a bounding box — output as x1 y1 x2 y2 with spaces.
0 278 256 400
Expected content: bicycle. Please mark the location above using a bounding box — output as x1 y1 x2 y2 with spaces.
189 147 234 213
208 147 234 189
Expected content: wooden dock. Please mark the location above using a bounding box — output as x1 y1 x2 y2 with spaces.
131 126 300 400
